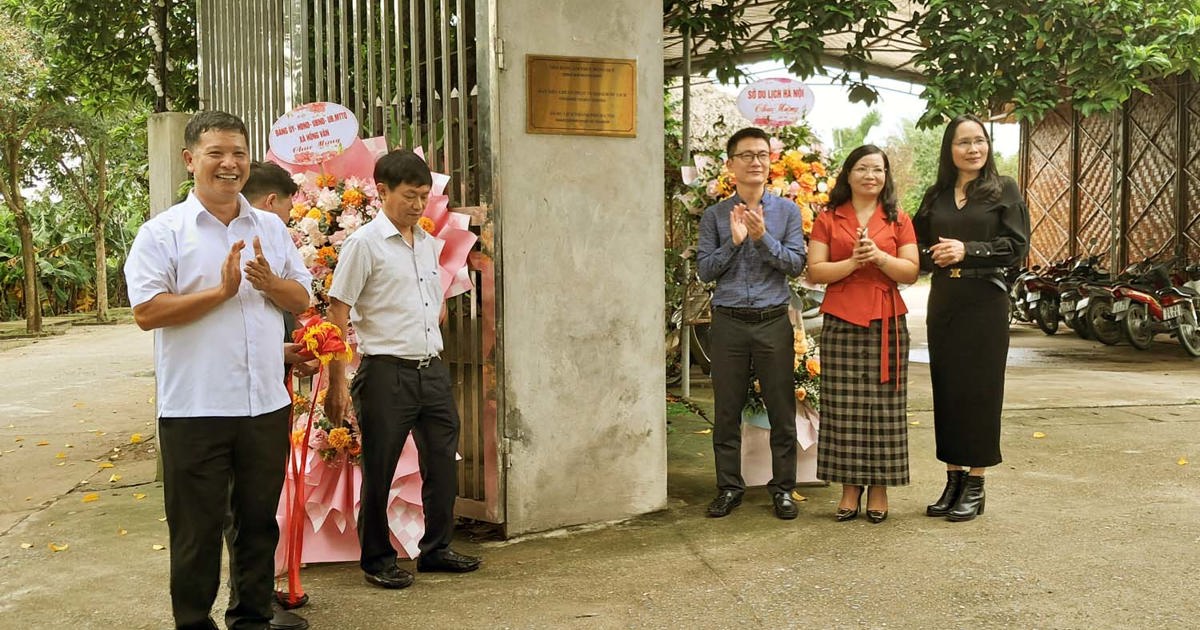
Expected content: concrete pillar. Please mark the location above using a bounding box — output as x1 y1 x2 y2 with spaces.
148 112 192 217
495 0 666 534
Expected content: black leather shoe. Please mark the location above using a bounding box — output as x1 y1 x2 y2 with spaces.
417 549 482 573
773 492 798 520
866 510 888 524
926 470 967 517
705 490 743 517
269 607 309 630
274 591 308 610
946 475 986 522
364 564 415 589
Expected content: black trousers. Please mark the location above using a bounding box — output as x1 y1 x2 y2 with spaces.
709 310 797 495
352 356 460 574
159 406 290 630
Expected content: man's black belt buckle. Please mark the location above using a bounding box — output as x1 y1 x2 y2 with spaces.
939 267 1003 279
369 354 439 369
716 304 789 323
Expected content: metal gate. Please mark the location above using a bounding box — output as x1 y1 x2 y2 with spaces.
196 0 504 523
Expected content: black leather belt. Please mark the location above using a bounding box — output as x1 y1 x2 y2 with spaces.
365 354 440 369
934 267 1005 279
714 304 789 323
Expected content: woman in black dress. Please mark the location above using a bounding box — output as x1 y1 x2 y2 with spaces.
913 114 1030 522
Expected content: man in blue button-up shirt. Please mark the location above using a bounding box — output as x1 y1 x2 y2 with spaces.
697 127 807 520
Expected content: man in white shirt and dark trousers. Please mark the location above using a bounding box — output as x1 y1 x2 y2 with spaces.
125 111 312 630
325 149 481 590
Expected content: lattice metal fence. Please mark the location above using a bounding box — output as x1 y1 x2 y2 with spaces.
196 0 503 523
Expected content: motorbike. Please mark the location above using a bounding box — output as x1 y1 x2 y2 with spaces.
1115 260 1200 357
1054 253 1107 340
1023 255 1079 335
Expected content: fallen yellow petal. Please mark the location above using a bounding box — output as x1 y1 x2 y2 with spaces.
134 493 147 500
56 462 65 467
152 544 166 551
158 517 167 522
65 444 73 448
36 440 49 446
790 490 807 502
98 462 114 469
55 452 67 459
109 474 122 483
1032 432 1047 439
692 429 712 435
117 528 128 536
20 542 33 549
48 543 69 552
130 434 143 444
14 437 23 442
909 420 921 426
82 493 99 503
1178 457 1188 466
73 402 86 408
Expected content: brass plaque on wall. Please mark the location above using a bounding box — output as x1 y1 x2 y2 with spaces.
526 55 637 138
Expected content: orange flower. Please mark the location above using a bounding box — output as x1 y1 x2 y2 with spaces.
795 388 807 401
291 430 306 446
417 216 436 234
802 215 814 235
348 441 362 457
342 188 366 207
305 208 323 220
324 273 334 290
769 162 786 180
293 319 353 364
290 204 310 221
811 162 827 177
806 357 821 377
315 173 338 188
327 427 351 450
317 246 337 266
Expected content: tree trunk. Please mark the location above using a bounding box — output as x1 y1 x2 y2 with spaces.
94 137 109 322
15 211 41 334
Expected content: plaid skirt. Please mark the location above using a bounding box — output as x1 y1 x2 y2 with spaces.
816 314 911 486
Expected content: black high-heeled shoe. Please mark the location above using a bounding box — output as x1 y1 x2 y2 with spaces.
866 509 888 523
926 470 967 517
835 485 862 521
946 475 985 522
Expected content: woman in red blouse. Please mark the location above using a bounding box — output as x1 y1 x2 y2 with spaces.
807 145 920 522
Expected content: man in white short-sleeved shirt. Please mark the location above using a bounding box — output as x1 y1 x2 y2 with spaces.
125 111 311 630
324 149 481 590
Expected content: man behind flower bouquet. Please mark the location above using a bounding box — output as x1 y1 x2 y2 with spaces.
697 127 808 520
325 149 481 590
125 111 312 630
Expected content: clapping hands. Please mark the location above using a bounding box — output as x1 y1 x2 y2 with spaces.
731 203 765 245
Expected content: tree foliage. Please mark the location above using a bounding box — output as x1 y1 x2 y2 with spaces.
665 1 1200 125
3 0 197 111
830 109 881 166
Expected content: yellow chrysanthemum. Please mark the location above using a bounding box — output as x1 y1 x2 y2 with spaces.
290 204 310 221
327 427 351 450
342 188 366 207
306 208 323 220
291 430 306 446
417 216 436 233
315 173 338 188
324 273 334 289
317 246 337 266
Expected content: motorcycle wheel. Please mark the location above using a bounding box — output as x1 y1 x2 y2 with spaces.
1176 305 1200 358
1068 311 1092 340
1034 297 1060 335
1086 298 1123 346
1122 302 1154 350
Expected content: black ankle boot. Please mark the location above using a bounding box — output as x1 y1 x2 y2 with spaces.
925 470 966 517
946 475 985 522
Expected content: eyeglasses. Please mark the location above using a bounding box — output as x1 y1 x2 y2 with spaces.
851 166 887 177
953 138 989 149
731 151 772 164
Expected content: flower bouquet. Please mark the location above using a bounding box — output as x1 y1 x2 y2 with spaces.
744 326 821 414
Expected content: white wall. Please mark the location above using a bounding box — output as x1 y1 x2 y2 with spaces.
495 0 667 534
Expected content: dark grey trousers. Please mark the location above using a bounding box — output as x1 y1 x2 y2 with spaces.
159 406 290 630
709 310 797 495
352 356 460 574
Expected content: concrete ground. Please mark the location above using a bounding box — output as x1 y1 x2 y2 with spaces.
1 284 1198 629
